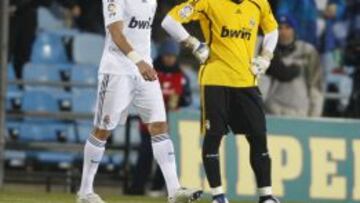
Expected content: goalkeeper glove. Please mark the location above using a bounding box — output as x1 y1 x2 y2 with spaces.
184 36 209 64
251 50 273 76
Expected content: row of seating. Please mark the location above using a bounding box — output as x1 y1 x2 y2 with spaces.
4 7 145 173
31 31 104 65
6 88 96 113
8 63 98 85
6 119 141 144
5 150 127 171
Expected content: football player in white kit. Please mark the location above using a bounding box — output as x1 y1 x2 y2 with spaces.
76 0 203 203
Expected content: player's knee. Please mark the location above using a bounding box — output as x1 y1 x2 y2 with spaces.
92 128 111 141
148 122 168 136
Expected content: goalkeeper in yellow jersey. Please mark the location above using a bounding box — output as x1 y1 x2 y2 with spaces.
162 0 279 202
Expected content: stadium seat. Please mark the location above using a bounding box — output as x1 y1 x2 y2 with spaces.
6 89 23 112
76 121 93 143
54 63 72 82
23 63 61 82
37 7 65 31
7 63 16 81
31 32 68 64
36 151 77 169
72 88 97 113
71 65 98 85
111 118 141 146
20 122 55 142
18 121 76 143
50 29 80 38
5 150 27 168
49 90 72 112
23 90 58 112
73 33 104 65
6 121 21 141
50 123 76 143
111 153 124 168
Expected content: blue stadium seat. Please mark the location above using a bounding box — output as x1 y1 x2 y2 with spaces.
20 122 55 142
36 151 77 169
37 7 65 31
50 123 76 143
76 121 93 143
6 121 21 141
111 154 124 168
71 65 98 84
31 32 68 64
50 29 80 38
5 150 26 168
72 88 97 113
23 63 61 82
54 63 72 82
7 63 15 80
23 90 58 112
73 33 104 65
48 90 72 112
112 118 141 145
6 89 23 112
101 155 111 165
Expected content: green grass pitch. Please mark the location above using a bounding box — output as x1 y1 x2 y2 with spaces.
0 190 249 203
0 189 303 203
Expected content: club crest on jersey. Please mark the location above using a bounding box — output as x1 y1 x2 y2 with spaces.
249 18 256 28
108 3 117 18
179 5 194 19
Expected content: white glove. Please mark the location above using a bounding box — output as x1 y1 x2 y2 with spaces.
251 56 271 76
185 36 210 64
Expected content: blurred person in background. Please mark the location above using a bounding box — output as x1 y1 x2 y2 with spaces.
317 0 346 80
277 0 318 46
265 15 324 117
345 0 360 118
60 0 104 34
8 0 83 79
127 39 192 196
8 0 51 79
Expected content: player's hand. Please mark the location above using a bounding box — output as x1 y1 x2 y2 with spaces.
184 36 210 64
251 56 271 76
137 61 158 81
193 43 210 64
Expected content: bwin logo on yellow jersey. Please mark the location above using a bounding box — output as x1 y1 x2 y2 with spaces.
220 26 252 40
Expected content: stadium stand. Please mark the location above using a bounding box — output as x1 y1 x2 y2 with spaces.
30 32 68 64
72 33 104 65
4 27 138 191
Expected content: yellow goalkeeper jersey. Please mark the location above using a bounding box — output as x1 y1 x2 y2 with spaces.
168 0 278 87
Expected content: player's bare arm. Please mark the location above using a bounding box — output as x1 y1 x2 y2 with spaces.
108 21 157 81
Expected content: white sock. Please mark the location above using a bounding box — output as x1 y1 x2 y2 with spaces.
79 135 106 196
258 186 273 196
151 133 181 197
211 186 224 196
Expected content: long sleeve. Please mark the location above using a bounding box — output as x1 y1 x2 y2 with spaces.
306 46 324 117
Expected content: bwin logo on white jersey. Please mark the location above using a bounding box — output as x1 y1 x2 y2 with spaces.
128 17 153 29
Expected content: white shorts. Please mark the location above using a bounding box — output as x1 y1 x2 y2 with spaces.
93 74 166 130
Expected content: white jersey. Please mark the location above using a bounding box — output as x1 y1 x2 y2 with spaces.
100 0 157 75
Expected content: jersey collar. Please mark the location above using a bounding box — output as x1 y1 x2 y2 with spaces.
230 0 245 5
